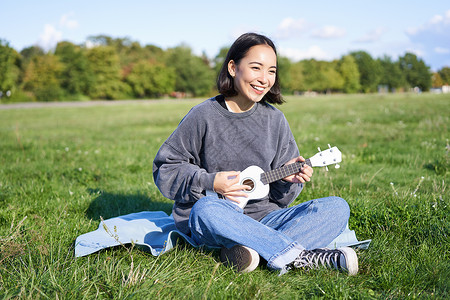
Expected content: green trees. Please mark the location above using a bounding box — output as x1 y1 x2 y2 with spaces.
126 61 175 98
0 40 20 95
438 67 450 85
165 45 214 97
287 61 305 93
287 59 344 93
22 54 64 101
0 34 442 102
432 72 444 88
338 55 361 93
277 56 293 93
213 47 229 77
322 61 344 93
398 53 432 91
350 51 382 93
378 55 407 92
55 41 93 99
86 46 129 100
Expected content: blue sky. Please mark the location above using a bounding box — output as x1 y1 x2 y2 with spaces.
1 0 449 71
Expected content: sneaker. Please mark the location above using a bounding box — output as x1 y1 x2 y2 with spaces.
220 245 260 273
288 247 358 275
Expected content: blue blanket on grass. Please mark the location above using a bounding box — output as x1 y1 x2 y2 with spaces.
75 211 371 258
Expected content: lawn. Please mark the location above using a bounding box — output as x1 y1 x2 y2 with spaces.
0 93 448 298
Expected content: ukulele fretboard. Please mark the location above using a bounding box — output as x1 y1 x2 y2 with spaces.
260 159 312 185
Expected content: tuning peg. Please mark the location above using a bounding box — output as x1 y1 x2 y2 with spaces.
335 164 340 169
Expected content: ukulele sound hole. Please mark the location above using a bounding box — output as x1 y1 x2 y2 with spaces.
242 178 255 192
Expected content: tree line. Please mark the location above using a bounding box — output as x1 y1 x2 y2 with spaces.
0 35 449 102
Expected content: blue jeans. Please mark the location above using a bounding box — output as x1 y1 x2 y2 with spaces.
189 196 350 270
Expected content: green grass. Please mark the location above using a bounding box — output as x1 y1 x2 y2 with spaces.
0 93 449 298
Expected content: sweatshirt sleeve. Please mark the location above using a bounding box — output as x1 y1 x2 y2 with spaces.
152 109 216 203
268 118 304 207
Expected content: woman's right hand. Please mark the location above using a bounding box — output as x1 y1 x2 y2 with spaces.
213 171 251 203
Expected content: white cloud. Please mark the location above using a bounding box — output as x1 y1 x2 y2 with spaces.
446 9 450 22
435 47 450 54
407 9 450 36
405 9 450 70
279 45 331 61
59 13 79 29
37 24 62 50
274 17 309 39
429 14 444 25
36 13 79 51
311 26 346 39
355 27 387 43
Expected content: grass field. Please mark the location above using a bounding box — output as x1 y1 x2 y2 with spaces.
0 93 448 298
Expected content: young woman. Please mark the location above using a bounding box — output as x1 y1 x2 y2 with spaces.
153 33 358 275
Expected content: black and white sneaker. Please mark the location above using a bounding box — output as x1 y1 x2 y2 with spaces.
287 247 358 275
220 245 260 273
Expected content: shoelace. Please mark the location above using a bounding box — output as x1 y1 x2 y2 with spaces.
292 249 340 270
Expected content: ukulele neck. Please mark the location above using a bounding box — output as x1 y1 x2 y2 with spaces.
261 159 312 185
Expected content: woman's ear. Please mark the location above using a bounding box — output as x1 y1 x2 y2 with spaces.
228 60 236 78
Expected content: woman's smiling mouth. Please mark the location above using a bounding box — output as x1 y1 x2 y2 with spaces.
251 85 265 94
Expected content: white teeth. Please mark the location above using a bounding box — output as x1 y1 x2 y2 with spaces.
252 85 264 91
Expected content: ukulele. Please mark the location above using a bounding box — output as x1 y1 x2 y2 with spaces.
207 145 342 209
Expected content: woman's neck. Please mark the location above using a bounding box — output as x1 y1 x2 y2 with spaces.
225 97 255 113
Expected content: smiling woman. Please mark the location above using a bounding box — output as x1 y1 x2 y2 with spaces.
153 32 361 275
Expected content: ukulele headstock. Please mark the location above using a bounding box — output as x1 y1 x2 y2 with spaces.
309 145 342 168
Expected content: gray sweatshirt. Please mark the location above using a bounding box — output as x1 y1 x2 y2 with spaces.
153 95 303 235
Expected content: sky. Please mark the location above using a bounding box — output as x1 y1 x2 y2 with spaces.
1 0 449 71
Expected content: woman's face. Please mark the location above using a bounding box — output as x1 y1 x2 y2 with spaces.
228 45 277 104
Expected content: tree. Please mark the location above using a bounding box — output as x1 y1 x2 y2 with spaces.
0 40 20 94
350 51 382 93
86 46 130 99
301 59 324 91
432 72 444 88
19 46 45 86
438 67 450 85
20 46 45 67
378 55 406 92
213 46 229 77
277 56 292 93
87 35 165 70
338 55 361 93
22 54 64 101
298 59 343 93
55 41 94 98
398 52 432 91
165 45 214 96
322 60 344 93
125 60 175 98
288 61 305 92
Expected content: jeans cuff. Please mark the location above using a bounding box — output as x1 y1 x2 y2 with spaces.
267 241 304 270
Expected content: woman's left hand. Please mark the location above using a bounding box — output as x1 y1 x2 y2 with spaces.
282 156 313 183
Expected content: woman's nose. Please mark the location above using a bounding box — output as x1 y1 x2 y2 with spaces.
258 72 268 84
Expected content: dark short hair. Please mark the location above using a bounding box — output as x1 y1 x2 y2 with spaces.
217 32 284 105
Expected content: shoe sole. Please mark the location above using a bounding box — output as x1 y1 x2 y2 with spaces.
339 247 358 276
220 245 260 273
